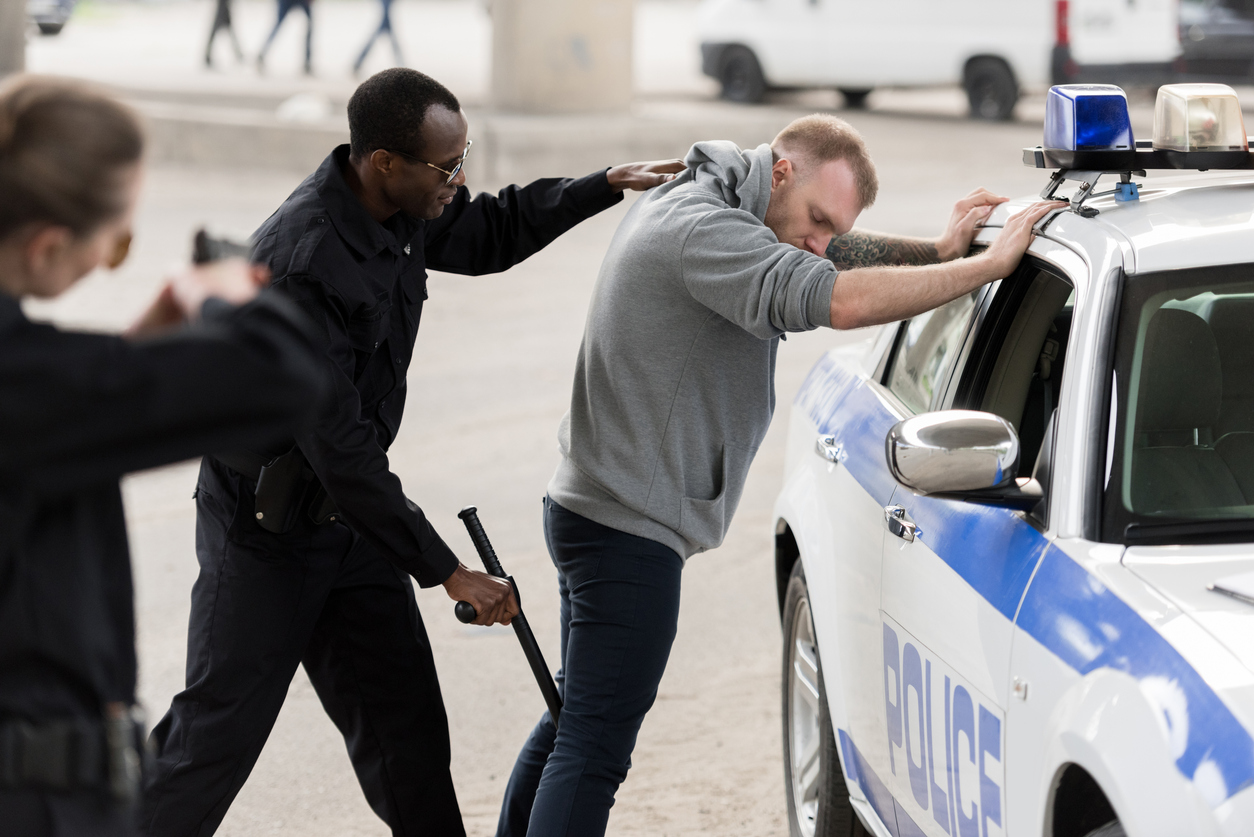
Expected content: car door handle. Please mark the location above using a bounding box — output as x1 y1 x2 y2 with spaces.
815 434 846 464
884 505 921 542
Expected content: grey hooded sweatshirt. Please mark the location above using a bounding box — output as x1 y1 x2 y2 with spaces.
547 140 838 559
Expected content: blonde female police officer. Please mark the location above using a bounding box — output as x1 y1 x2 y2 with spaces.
0 76 325 836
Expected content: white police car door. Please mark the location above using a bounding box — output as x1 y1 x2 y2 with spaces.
802 289 985 832
877 266 1074 837
878 493 1016 837
788 333 907 813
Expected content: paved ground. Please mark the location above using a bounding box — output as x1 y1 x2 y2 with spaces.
18 2 1115 835
25 0 716 104
24 0 1060 119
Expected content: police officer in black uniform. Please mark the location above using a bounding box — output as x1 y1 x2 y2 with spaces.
0 76 325 836
140 68 684 837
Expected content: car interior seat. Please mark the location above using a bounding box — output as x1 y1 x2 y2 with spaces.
1131 308 1246 513
1018 306 1072 463
1202 295 1254 438
978 272 1072 459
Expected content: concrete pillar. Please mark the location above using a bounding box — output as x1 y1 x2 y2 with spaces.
491 0 632 113
0 0 24 77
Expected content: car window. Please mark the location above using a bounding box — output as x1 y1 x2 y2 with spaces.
948 267 1074 465
884 292 978 414
1101 266 1254 544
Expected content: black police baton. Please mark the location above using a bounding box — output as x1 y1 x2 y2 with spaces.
454 506 562 727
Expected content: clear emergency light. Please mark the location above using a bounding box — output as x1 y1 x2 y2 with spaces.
1153 83 1248 159
1045 85 1134 152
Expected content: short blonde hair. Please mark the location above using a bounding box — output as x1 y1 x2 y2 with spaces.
772 114 878 209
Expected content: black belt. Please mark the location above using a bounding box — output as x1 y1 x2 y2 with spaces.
0 705 144 801
215 449 270 482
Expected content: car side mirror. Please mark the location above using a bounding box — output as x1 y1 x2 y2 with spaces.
885 410 1043 510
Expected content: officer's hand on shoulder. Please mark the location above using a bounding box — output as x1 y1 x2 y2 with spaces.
126 260 270 338
606 159 687 193
442 564 520 627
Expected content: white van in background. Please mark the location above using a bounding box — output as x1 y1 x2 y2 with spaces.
697 0 1182 119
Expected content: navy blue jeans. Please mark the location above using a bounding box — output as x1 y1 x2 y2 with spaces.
495 499 683 837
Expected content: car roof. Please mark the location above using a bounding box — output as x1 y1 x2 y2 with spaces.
996 171 1254 275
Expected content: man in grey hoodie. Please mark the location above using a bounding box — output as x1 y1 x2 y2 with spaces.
496 114 1062 837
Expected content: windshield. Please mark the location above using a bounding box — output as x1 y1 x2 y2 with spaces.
1102 265 1254 545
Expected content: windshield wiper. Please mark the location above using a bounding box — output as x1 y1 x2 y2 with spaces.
1125 518 1254 545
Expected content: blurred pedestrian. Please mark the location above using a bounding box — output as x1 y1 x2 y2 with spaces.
353 0 403 76
0 75 325 837
257 0 314 76
204 0 243 68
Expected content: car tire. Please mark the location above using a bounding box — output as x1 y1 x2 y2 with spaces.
839 88 872 109
37 22 65 35
719 46 767 104
782 561 869 837
964 58 1018 121
1081 822 1126 837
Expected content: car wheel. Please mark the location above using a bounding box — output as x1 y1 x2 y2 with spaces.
782 561 869 837
37 22 65 35
964 58 1017 121
1082 823 1125 837
839 88 872 109
719 46 767 104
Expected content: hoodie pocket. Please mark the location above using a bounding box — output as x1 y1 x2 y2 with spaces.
678 444 735 551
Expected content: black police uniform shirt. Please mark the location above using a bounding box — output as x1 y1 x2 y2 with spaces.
243 144 623 586
0 293 323 722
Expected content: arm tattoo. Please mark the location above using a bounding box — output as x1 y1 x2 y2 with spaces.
825 230 940 270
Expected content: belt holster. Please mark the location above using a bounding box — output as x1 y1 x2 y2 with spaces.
254 447 317 533
216 447 341 533
0 703 146 802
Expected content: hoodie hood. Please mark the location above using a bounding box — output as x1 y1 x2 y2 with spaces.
683 141 775 223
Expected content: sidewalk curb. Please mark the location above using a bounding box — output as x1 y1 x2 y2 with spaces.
134 99 349 174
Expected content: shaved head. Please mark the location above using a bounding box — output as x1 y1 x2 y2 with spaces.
771 114 878 210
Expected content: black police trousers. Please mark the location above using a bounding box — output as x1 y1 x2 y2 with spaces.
139 458 463 837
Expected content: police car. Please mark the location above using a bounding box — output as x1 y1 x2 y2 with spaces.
773 84 1254 837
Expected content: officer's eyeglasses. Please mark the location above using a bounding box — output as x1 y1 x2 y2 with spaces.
389 140 472 185
106 231 132 270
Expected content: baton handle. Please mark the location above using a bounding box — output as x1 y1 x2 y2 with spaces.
458 506 506 577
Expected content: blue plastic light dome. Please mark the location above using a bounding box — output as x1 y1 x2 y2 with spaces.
1045 85 1135 151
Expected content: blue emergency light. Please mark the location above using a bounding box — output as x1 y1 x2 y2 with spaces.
1044 85 1134 152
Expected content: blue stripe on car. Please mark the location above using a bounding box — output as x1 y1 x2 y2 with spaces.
839 728 901 836
799 358 1254 804
800 353 899 506
839 728 931 837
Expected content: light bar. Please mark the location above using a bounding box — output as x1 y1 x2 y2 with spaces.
1025 82 1254 172
1045 84 1134 152
1153 83 1248 163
